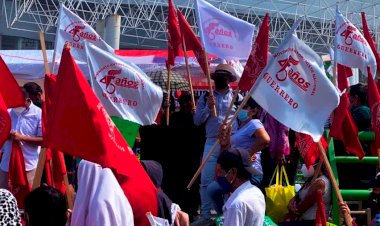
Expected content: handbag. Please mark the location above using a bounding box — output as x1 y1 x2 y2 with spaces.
265 165 295 223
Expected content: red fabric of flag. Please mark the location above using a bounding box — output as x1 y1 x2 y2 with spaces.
367 67 380 155
42 74 67 193
330 63 365 158
0 95 11 148
167 0 181 66
295 133 327 168
9 141 30 209
337 64 352 92
361 12 380 75
47 46 158 226
330 93 365 158
177 9 208 76
315 190 327 226
238 14 269 92
0 56 24 108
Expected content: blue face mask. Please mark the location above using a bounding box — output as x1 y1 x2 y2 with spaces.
237 109 249 122
216 170 233 193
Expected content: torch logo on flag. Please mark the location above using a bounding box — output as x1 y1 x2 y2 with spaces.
99 69 122 94
64 22 99 48
204 19 236 44
97 66 140 96
275 56 311 92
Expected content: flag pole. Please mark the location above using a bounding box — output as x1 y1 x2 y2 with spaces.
166 64 172 126
317 141 352 226
39 32 51 75
33 32 51 190
202 48 217 117
181 36 196 110
187 89 245 189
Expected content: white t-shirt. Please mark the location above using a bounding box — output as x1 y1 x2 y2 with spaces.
231 119 264 176
299 175 331 220
0 103 42 172
223 181 265 226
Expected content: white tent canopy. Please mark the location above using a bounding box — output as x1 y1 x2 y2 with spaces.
0 50 89 80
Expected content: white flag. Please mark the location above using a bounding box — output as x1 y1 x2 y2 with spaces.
85 43 163 126
250 19 340 141
335 9 376 76
54 5 114 63
195 0 255 60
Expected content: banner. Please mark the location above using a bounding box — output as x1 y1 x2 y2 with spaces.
86 43 163 126
335 8 376 76
54 4 114 63
250 19 339 142
195 0 255 60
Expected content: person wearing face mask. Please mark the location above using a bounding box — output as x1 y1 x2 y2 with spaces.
216 151 265 226
207 97 270 217
279 163 331 226
0 86 43 190
192 64 239 226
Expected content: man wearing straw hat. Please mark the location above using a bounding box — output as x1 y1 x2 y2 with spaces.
192 63 239 225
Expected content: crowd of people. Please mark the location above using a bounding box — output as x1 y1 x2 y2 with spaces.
0 63 378 226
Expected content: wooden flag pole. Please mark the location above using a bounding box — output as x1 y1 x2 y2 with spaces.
202 48 217 117
33 32 51 190
32 149 47 189
181 37 196 110
187 90 245 189
39 32 51 75
317 141 352 226
166 65 172 126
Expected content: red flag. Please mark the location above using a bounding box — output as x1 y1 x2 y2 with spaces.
42 74 67 193
330 93 365 158
330 63 364 158
0 95 11 148
0 56 24 108
238 14 269 92
47 46 158 225
361 12 380 76
167 0 181 66
9 141 30 208
361 12 380 95
315 191 327 226
337 64 352 92
177 9 208 76
295 133 327 168
367 67 380 155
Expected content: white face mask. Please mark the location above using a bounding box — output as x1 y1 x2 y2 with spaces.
13 107 26 116
301 164 315 178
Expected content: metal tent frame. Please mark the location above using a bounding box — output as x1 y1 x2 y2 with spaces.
2 0 380 54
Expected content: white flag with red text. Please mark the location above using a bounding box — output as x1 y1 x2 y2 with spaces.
85 43 163 126
335 9 376 76
250 19 340 142
195 0 255 60
54 4 114 63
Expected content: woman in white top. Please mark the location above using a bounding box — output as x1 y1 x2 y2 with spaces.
279 163 331 226
207 97 270 216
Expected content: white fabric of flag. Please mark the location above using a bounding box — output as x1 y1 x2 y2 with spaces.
85 43 163 126
335 9 376 77
195 0 255 60
250 19 340 142
54 4 114 63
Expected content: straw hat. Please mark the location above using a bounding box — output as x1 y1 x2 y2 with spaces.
211 64 239 82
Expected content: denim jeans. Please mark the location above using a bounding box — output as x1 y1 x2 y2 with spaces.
207 175 263 215
200 138 220 219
